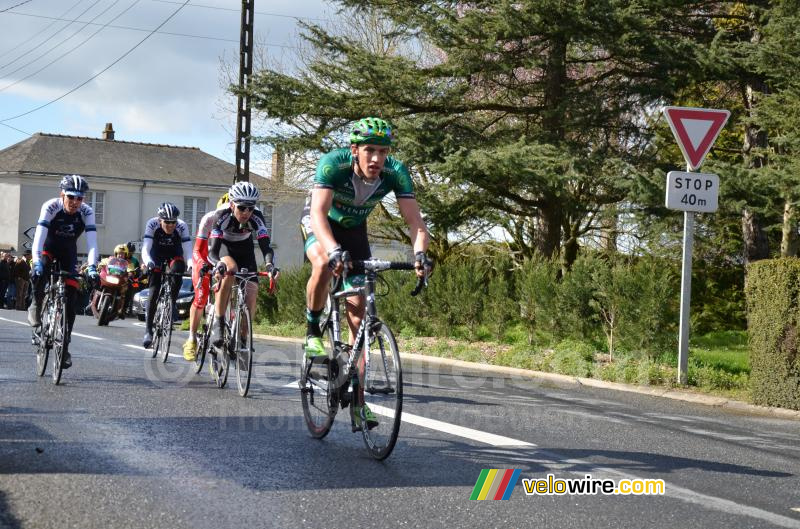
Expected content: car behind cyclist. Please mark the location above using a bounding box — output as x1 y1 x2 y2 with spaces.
207 182 276 350
141 202 192 349
301 117 432 429
28 175 100 369
182 192 229 361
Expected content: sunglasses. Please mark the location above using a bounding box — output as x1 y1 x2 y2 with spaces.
236 204 255 212
163 220 177 225
65 194 84 202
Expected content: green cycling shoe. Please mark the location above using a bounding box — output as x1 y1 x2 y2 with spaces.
304 335 326 358
353 404 379 430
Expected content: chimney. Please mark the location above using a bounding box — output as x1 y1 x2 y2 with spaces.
271 149 285 184
102 122 115 141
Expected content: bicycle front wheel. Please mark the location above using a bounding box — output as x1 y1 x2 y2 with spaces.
150 298 162 359
51 298 68 385
234 304 253 397
160 299 173 363
358 322 403 460
35 294 52 377
194 307 213 374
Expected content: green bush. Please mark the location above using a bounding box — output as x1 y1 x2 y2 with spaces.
256 263 311 325
517 256 560 343
556 254 603 341
615 258 678 358
744 258 800 410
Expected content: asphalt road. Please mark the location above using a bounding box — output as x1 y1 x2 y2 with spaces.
1 308 799 529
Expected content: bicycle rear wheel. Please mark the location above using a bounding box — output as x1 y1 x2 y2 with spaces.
51 298 68 385
234 304 253 397
358 322 403 460
35 294 52 377
299 326 337 439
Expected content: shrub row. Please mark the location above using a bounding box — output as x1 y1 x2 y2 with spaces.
257 253 681 357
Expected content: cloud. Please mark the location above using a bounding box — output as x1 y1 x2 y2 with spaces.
0 0 334 158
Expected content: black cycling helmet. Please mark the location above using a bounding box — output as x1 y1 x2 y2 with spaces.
157 202 180 221
59 174 89 197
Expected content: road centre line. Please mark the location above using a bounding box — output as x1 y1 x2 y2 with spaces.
72 332 103 341
0 316 27 325
285 380 533 448
370 403 535 447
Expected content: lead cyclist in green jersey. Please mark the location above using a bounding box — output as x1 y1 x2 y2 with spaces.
301 117 432 428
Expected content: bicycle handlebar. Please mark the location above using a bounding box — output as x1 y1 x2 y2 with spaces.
340 254 428 296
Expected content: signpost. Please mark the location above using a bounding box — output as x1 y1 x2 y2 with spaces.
663 106 729 385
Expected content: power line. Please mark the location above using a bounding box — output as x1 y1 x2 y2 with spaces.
0 0 85 60
0 0 192 124
0 0 33 13
1 0 125 81
150 0 331 22
1 0 103 71
1 0 145 93
0 121 32 136
1 9 301 48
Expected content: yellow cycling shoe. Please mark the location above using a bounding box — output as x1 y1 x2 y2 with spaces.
182 339 198 361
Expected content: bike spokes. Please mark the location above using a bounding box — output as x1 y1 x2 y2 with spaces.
359 323 403 460
234 305 253 397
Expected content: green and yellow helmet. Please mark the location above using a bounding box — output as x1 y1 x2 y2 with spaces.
349 117 394 146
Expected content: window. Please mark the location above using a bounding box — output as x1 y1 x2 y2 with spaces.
184 197 207 235
85 190 105 225
258 202 274 240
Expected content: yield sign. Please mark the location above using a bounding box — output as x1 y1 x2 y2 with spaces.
663 106 730 171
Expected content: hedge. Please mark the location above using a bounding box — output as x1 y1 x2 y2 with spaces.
744 258 800 410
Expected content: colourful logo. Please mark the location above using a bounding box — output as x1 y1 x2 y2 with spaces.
470 469 521 500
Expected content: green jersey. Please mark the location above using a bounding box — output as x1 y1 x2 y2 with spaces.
314 148 415 228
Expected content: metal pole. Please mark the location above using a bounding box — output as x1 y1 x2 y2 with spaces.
677 164 693 385
234 0 254 183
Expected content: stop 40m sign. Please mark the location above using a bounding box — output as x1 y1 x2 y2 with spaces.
665 171 719 213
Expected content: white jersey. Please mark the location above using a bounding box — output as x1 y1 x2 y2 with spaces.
141 216 193 268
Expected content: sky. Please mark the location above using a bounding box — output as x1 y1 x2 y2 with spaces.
0 0 333 175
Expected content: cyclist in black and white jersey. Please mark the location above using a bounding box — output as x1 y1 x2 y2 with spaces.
207 181 276 348
141 202 192 349
28 175 100 369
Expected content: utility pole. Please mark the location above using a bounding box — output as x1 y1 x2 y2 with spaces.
234 0 254 183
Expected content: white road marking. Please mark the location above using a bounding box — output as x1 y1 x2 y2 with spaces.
72 332 103 341
123 344 143 350
370 403 535 447
0 316 28 326
792 508 800 513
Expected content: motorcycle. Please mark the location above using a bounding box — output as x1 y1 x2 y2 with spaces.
91 257 130 326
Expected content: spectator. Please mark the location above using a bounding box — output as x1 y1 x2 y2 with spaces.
0 252 9 308
14 255 30 310
4 253 15 309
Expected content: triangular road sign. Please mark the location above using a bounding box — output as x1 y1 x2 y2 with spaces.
663 106 730 171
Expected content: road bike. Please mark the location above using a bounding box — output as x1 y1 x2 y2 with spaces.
299 254 426 460
208 268 276 397
34 263 80 385
149 266 184 363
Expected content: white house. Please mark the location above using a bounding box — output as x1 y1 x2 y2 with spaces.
0 124 307 267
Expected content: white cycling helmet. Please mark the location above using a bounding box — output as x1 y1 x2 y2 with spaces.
228 181 260 205
157 202 180 221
